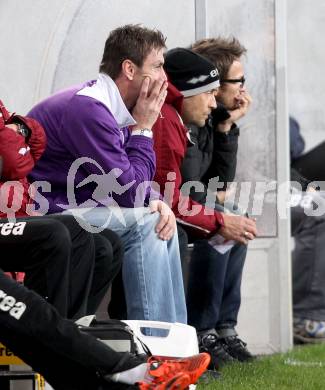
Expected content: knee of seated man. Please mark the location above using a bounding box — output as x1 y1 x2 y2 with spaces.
132 210 161 233
94 234 113 267
127 210 177 245
53 214 93 243
42 219 72 251
142 210 175 239
98 229 124 270
99 229 123 253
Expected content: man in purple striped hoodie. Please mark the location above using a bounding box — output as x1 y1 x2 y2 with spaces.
29 25 186 325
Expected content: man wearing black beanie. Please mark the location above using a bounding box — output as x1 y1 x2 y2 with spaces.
152 48 257 371
162 48 220 99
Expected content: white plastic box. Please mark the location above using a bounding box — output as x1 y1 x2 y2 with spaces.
124 320 199 357
124 320 199 389
46 320 200 390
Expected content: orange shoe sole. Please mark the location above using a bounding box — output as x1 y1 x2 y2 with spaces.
139 372 190 389
138 353 210 390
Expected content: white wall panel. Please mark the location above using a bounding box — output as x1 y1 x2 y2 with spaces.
205 0 292 353
287 0 325 151
52 0 196 92
0 0 196 113
207 0 277 236
0 0 82 113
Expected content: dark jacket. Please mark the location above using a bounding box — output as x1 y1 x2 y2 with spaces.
289 116 311 191
181 105 239 205
290 116 305 161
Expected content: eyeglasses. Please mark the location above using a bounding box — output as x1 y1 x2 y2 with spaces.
221 76 246 87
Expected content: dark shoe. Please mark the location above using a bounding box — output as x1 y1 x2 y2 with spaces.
293 317 325 344
199 369 222 384
198 329 235 370
218 328 254 362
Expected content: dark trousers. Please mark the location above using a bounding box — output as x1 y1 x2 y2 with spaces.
290 144 325 321
291 140 325 182
185 238 247 332
89 228 123 316
291 206 325 321
177 224 190 291
0 269 131 390
0 215 123 319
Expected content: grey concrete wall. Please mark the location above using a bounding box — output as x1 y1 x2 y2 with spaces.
287 0 325 151
207 0 292 353
207 0 278 236
0 0 196 113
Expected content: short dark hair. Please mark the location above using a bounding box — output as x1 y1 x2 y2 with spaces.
191 37 246 80
100 24 167 80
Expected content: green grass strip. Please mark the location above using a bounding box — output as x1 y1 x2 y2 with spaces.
198 344 325 390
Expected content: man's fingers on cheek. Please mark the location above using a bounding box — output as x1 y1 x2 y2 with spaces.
151 82 163 98
158 86 167 98
140 78 150 96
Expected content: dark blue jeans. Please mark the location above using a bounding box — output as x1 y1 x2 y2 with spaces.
186 239 247 332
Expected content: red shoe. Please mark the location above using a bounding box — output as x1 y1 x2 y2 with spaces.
138 353 210 389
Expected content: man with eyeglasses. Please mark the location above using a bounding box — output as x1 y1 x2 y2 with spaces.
184 36 251 205
177 37 255 370
152 46 257 372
